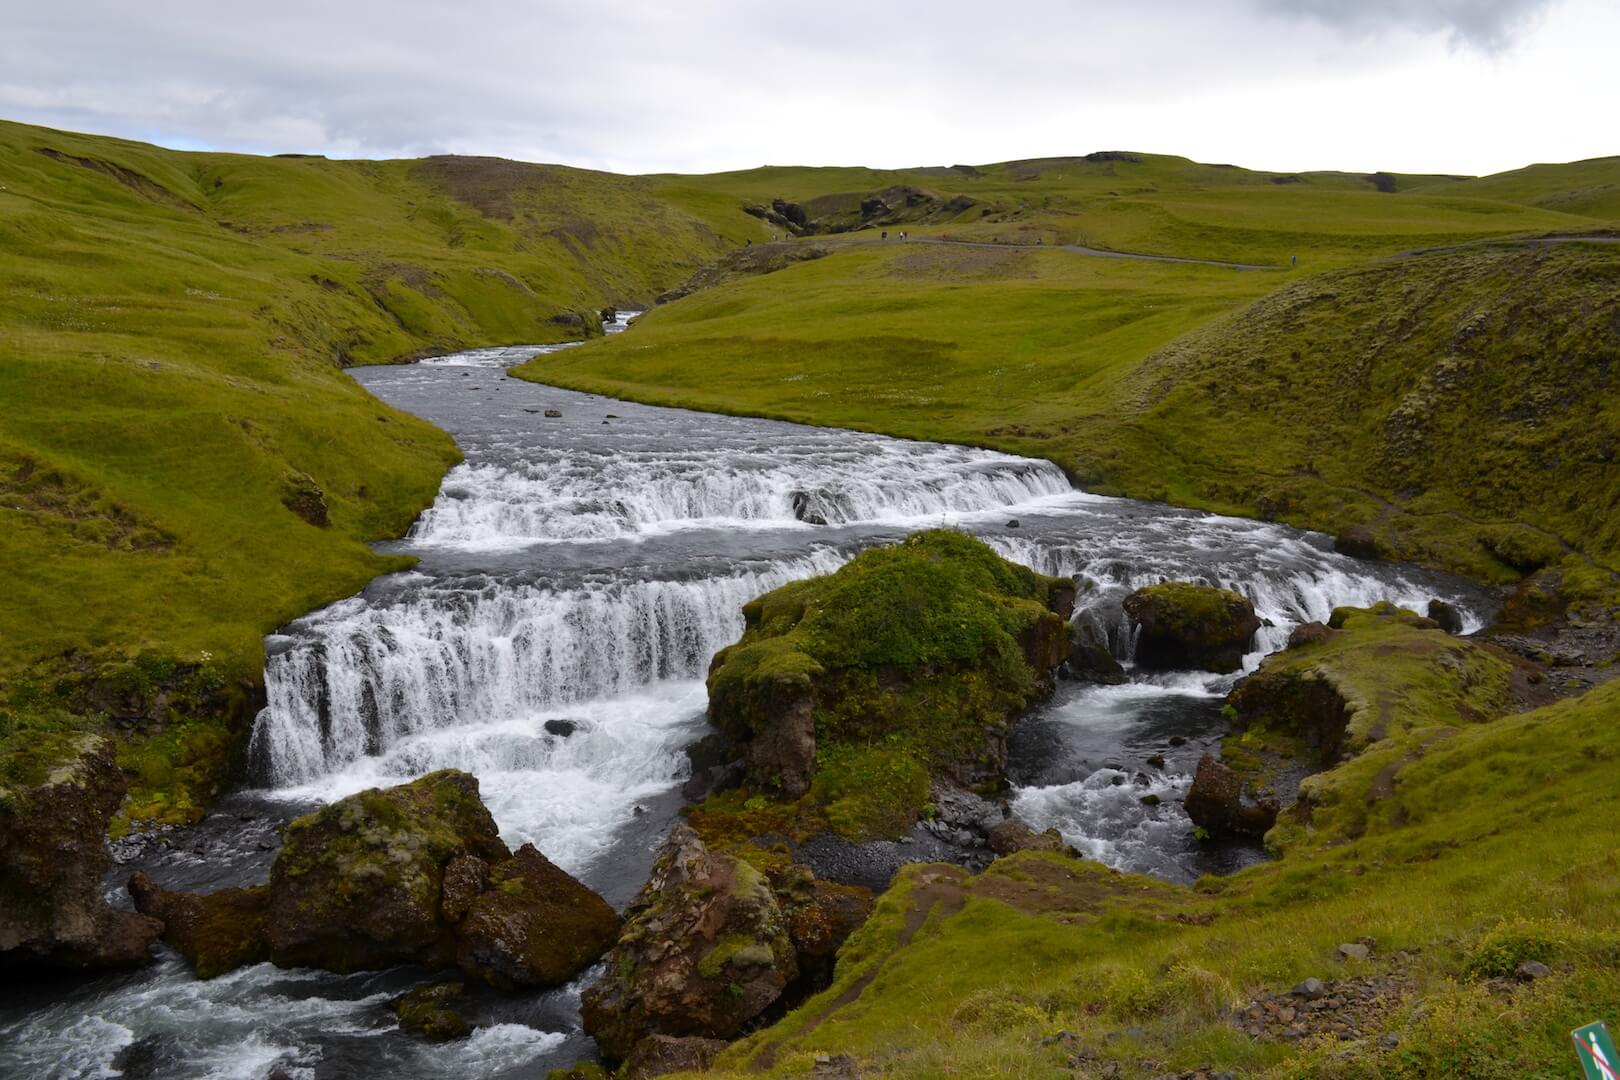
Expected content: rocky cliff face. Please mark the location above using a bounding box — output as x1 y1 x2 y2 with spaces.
0 734 160 971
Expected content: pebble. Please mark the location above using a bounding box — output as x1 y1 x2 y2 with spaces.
1292 977 1326 999
1338 942 1370 961
1516 959 1552 980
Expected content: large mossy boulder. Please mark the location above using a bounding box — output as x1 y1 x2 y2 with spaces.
0 734 160 970
456 842 619 989
581 825 800 1061
128 872 268 978
1122 581 1260 673
706 531 1073 803
139 770 617 988
267 769 512 972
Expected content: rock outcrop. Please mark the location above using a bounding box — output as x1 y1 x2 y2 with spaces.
1122 582 1260 673
455 843 619 989
0 734 160 970
392 981 471 1041
267 769 513 973
1183 753 1279 839
582 825 867 1062
1068 621 1127 684
706 530 1072 804
129 770 615 988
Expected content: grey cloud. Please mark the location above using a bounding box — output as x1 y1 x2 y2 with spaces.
1258 0 1559 52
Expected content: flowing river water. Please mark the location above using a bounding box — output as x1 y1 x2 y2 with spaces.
0 319 1496 1079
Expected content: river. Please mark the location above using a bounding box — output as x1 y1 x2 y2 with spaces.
0 319 1495 1079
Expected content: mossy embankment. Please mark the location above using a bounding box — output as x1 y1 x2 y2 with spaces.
673 609 1620 1079
693 531 1071 852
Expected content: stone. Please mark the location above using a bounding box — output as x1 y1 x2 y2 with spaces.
1068 621 1127 685
544 408 563 418
1291 977 1326 999
439 854 489 924
1006 519 1020 528
986 820 1067 856
1287 621 1336 650
1333 524 1383 560
266 769 512 973
1146 754 1166 769
582 825 798 1061
543 718 579 737
0 735 161 971
1515 959 1552 980
1183 753 1278 838
1338 942 1370 961
391 981 470 1041
455 843 619 989
127 871 269 978
620 1034 729 1079
1122 583 1261 673
1428 599 1465 635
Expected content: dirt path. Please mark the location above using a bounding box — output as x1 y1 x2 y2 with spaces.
745 867 969 1073
841 234 1281 271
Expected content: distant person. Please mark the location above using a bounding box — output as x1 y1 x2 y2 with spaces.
881 230 888 239
1291 254 1297 267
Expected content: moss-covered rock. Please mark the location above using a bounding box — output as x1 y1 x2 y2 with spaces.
267 769 511 973
1121 581 1260 673
391 981 471 1042
706 531 1071 819
127 871 268 978
582 824 800 1061
1222 603 1521 850
455 843 619 989
0 733 160 970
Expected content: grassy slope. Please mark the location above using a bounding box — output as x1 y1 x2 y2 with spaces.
519 234 1620 593
687 620 1620 1079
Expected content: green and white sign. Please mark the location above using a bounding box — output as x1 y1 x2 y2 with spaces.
1573 1021 1619 1080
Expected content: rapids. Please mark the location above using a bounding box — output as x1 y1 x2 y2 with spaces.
0 320 1495 1079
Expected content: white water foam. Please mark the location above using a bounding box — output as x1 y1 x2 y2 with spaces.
408 446 1075 550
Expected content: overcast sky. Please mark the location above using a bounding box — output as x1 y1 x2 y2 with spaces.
0 0 1611 177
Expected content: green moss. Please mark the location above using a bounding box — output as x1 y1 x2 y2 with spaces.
810 743 932 842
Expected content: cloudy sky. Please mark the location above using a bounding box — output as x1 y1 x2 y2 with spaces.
0 0 1611 176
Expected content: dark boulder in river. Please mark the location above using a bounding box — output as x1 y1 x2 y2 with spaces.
456 842 618 989
268 769 512 973
129 872 269 978
1122 581 1260 673
0 735 160 971
1183 752 1279 839
130 770 616 988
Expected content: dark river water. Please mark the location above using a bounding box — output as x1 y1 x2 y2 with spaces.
0 319 1496 1078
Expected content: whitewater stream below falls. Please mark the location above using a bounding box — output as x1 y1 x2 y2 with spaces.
0 318 1497 1079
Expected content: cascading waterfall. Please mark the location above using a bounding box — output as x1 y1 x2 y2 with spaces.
407 446 1074 549
251 550 848 786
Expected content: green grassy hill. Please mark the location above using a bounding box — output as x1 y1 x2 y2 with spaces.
519 235 1620 598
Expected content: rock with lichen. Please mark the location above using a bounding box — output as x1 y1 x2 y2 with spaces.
581 824 799 1061
392 980 471 1041
0 734 160 971
456 843 619 989
266 769 512 972
1122 582 1260 673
